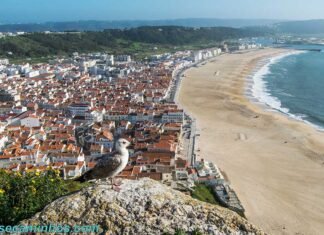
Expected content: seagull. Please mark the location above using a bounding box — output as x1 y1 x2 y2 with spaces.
75 138 131 191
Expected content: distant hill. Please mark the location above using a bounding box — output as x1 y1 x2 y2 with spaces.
0 26 270 59
3 18 324 36
0 18 280 32
275 20 324 34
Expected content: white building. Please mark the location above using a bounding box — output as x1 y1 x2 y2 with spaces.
26 70 40 78
20 116 40 128
119 68 131 77
116 55 131 63
12 106 27 114
213 48 222 56
5 68 19 76
0 59 9 65
193 51 203 62
18 64 31 74
0 135 8 152
239 44 246 50
161 110 184 123
68 104 90 116
107 55 114 66
79 60 96 68
195 159 223 179
202 51 212 60
128 113 153 123
103 112 128 121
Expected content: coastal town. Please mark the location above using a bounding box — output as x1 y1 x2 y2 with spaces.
3 1 324 233
0 43 262 214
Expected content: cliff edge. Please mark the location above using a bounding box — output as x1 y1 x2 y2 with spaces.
21 178 264 234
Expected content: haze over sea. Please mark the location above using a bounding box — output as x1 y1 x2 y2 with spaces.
252 45 324 130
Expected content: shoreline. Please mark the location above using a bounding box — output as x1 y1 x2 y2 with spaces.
244 50 324 132
177 48 324 234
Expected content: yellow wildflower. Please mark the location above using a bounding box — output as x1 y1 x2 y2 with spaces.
35 171 40 176
0 189 5 194
30 186 36 194
55 169 60 177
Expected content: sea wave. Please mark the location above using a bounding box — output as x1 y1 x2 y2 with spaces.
247 50 324 131
250 51 303 113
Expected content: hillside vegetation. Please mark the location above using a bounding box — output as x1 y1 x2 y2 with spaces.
0 26 268 60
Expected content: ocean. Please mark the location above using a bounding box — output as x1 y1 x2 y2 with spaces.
251 45 324 130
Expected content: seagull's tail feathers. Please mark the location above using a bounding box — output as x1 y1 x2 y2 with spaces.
74 170 93 183
74 175 86 183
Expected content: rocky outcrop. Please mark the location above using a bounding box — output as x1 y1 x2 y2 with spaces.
21 178 264 234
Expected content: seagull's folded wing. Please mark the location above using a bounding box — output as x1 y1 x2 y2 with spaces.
74 152 123 181
96 153 122 173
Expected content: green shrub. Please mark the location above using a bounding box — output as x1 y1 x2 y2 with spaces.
0 169 86 225
191 183 219 205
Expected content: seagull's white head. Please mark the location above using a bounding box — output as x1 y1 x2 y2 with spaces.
116 138 131 151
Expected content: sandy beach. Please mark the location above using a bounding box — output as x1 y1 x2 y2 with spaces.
178 48 324 235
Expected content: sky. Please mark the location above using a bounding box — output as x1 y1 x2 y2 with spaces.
0 0 323 23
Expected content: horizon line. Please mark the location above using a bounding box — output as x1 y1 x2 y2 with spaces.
1 17 324 25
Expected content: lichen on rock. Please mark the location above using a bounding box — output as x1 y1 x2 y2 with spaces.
21 178 265 235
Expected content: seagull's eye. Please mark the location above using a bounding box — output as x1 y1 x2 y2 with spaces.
122 141 126 144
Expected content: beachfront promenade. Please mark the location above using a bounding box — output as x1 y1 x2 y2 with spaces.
168 53 245 215
167 54 225 165
167 59 202 166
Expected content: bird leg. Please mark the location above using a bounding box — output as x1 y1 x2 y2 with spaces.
113 178 123 186
111 177 122 192
110 177 114 188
